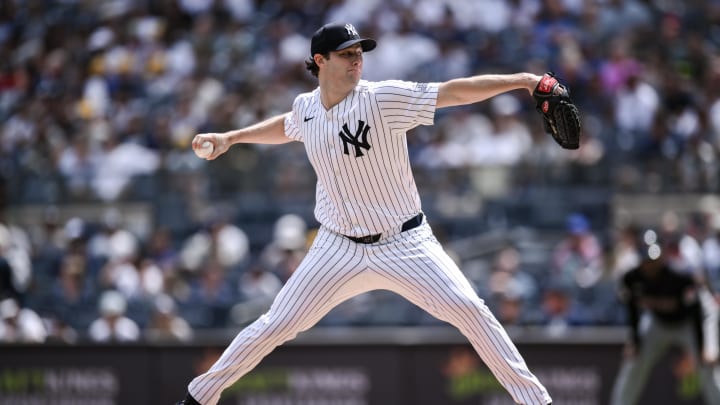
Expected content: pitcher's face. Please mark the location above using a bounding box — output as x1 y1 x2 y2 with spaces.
323 44 364 86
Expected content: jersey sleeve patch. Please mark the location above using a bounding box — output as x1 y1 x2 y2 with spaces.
374 80 439 132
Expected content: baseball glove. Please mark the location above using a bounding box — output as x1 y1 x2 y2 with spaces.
532 72 581 149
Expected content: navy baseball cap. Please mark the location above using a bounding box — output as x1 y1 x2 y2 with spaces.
310 23 376 56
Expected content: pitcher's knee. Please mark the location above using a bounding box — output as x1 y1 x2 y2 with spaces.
251 313 299 342
452 295 488 318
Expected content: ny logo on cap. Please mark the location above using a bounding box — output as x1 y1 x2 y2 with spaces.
345 24 359 37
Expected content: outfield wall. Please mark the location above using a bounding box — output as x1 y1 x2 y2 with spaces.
0 327 708 405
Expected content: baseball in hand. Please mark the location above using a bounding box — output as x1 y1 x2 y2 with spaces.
195 141 214 158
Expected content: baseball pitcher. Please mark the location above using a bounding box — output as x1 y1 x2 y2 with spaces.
177 22 578 405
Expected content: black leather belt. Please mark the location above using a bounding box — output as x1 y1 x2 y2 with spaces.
345 213 424 244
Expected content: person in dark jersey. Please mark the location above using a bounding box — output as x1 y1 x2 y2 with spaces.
611 231 720 405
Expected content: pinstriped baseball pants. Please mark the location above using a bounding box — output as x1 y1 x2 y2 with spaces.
188 221 552 405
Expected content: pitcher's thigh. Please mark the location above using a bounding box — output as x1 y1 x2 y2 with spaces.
267 231 369 332
371 237 482 323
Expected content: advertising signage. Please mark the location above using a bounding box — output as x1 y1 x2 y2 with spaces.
0 342 706 404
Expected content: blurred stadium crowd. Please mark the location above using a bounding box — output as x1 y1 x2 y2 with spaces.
1 0 720 343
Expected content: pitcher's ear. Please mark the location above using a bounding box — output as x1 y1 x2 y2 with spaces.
314 53 330 65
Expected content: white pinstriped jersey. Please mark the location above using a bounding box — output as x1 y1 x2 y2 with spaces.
284 80 439 237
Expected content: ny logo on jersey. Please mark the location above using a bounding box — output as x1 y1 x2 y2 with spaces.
339 120 371 157
345 24 358 37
